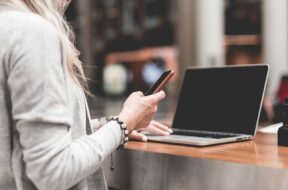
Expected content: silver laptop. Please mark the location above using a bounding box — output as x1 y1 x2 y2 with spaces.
148 64 269 146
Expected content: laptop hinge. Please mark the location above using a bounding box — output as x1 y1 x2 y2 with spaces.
172 128 248 136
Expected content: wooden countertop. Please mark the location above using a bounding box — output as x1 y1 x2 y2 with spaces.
125 132 288 169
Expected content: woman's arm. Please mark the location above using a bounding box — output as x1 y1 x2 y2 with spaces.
17 121 122 190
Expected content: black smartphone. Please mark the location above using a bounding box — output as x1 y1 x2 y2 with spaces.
145 70 174 96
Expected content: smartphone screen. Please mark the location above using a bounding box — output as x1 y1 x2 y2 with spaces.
145 70 174 96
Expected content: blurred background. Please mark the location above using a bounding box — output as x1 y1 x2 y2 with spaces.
65 0 288 122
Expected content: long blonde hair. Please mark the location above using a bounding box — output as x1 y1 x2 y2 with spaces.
0 0 86 87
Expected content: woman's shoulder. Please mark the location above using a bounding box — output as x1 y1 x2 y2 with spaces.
0 10 58 38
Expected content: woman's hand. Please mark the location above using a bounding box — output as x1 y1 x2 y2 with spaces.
118 91 166 132
129 120 173 141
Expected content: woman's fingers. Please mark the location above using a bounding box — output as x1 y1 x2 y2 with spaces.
129 130 148 142
146 124 170 136
150 120 173 133
145 91 166 104
129 120 173 142
136 120 172 136
132 91 144 97
119 90 166 132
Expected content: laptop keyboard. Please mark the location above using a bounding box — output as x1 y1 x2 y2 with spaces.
172 130 239 139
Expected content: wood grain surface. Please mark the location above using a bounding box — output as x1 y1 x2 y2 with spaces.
125 132 288 169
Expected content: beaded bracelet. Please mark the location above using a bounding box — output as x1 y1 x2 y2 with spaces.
108 116 129 149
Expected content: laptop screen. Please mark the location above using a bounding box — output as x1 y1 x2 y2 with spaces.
172 65 269 135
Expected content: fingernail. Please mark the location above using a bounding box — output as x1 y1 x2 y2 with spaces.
168 129 173 133
164 132 170 136
142 136 148 141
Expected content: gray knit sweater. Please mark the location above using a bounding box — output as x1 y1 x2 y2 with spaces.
0 8 122 190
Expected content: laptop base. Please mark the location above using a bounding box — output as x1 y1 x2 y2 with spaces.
147 134 252 146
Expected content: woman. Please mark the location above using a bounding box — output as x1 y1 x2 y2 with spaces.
0 0 171 189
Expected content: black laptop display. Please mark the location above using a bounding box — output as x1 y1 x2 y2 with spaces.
173 64 268 135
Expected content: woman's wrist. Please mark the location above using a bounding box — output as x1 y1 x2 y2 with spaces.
118 112 135 132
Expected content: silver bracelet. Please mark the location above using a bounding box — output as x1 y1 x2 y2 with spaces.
108 116 129 149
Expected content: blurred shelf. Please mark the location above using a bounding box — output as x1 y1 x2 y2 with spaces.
105 46 176 61
104 46 179 81
224 35 262 65
225 35 261 46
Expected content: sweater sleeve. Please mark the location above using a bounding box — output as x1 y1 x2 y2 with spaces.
7 14 122 190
